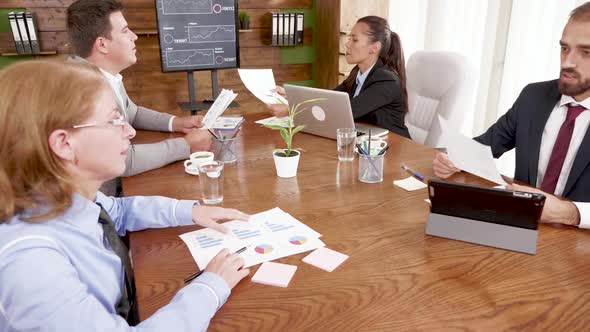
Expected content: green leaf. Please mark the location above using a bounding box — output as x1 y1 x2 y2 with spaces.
279 127 289 143
292 125 305 135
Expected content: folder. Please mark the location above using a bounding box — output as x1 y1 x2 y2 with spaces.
288 13 295 45
277 13 284 46
272 13 278 46
25 12 41 54
8 12 25 54
295 13 304 45
15 12 32 54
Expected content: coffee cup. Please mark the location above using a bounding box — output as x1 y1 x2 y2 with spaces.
184 151 214 174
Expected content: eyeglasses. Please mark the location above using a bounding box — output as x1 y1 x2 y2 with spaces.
72 115 127 129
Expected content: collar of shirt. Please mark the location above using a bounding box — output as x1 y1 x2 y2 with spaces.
559 94 590 110
99 68 126 110
354 63 375 98
355 63 375 90
59 193 103 233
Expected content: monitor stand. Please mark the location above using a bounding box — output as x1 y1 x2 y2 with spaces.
178 69 239 115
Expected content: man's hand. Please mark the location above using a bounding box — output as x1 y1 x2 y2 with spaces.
205 249 250 289
184 129 212 152
173 115 204 133
192 205 250 234
508 184 580 226
433 152 461 178
274 85 286 98
266 104 289 118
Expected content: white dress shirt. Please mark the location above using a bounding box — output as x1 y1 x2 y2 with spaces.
536 95 590 228
353 63 375 98
100 69 176 132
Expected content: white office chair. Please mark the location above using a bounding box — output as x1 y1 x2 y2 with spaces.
405 51 474 148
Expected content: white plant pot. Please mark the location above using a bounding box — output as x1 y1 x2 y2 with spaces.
273 150 300 178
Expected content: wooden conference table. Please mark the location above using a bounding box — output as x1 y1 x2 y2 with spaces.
124 113 590 331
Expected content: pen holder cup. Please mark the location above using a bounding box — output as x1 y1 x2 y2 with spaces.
212 136 238 164
358 153 385 183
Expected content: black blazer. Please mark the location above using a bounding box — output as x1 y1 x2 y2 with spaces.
334 60 411 139
475 79 590 202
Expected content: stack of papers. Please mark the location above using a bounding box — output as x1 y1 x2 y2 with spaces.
202 89 238 129
393 177 427 191
180 207 325 269
251 262 297 287
211 116 244 130
302 247 349 272
210 116 244 139
255 116 290 128
238 69 288 105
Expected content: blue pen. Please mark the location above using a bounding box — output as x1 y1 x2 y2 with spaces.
401 163 425 181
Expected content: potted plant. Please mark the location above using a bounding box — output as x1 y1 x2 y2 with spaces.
263 98 325 178
239 12 250 30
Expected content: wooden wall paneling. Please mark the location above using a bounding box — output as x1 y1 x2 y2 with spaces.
0 31 69 53
339 0 389 32
123 64 311 113
239 0 312 9
1 0 316 115
27 7 66 31
0 1 74 8
315 0 340 89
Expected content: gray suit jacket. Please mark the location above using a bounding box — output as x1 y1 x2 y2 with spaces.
68 56 190 195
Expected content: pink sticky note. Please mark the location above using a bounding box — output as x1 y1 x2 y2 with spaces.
302 247 349 272
251 262 297 287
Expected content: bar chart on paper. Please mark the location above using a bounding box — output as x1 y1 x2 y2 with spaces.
232 228 262 241
264 221 295 233
195 234 223 249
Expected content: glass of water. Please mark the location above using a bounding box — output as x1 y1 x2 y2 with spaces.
197 161 224 204
337 128 357 162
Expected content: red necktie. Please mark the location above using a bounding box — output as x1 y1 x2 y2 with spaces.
541 104 587 194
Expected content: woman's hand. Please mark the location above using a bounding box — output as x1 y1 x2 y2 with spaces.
192 205 249 233
205 249 250 289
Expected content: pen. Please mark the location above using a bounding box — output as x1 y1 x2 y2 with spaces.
207 129 219 139
377 145 389 155
401 163 425 181
184 246 248 284
356 143 368 155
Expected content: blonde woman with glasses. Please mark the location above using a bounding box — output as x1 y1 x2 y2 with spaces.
0 60 249 331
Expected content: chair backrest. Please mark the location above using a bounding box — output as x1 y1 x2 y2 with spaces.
405 51 473 147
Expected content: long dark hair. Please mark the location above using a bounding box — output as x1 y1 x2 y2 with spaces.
343 16 408 112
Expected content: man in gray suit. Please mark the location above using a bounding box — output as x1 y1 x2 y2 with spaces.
67 0 211 195
433 2 590 228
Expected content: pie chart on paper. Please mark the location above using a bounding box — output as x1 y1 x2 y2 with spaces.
255 244 274 254
289 236 308 245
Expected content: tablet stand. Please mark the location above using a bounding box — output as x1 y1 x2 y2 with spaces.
425 213 538 254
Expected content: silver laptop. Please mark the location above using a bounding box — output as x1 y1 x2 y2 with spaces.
284 84 389 140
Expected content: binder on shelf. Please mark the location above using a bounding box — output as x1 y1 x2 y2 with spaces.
277 13 284 46
15 12 32 54
8 12 25 54
288 13 295 45
25 12 41 54
295 13 304 45
272 13 278 46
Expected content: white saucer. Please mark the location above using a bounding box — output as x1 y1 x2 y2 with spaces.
185 167 199 176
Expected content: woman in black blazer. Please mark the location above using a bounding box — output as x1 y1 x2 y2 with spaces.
268 16 411 139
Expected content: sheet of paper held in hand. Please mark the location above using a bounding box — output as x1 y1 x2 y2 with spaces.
179 207 325 269
201 89 238 129
237 68 289 105
254 116 290 128
438 115 507 185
